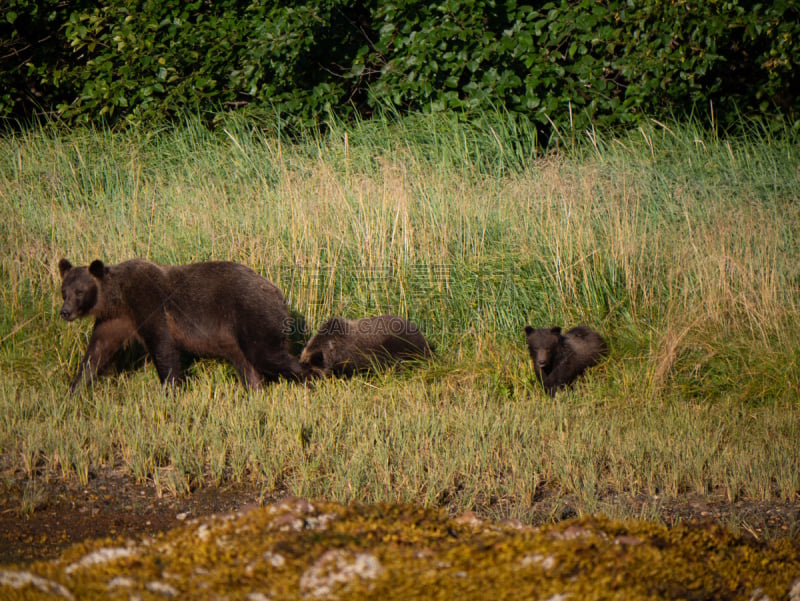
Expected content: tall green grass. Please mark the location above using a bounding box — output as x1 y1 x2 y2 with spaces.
1 113 798 528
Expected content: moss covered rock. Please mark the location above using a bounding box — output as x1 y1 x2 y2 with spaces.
2 497 799 600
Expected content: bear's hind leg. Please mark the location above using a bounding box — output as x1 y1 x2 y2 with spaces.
237 328 307 383
250 347 307 382
225 346 264 389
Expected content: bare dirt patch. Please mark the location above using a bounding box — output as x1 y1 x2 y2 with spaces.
1 469 798 567
0 470 277 566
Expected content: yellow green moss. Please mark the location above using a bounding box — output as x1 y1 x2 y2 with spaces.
1 498 798 600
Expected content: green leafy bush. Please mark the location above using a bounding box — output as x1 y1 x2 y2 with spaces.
0 0 797 134
0 0 84 122
55 0 373 128
366 0 799 135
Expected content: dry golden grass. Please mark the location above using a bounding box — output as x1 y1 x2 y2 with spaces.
0 116 798 528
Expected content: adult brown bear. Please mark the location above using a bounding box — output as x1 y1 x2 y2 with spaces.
524 325 607 395
58 258 306 391
299 315 431 377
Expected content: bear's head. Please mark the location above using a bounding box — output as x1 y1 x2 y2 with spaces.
524 326 562 377
58 258 107 321
298 317 351 374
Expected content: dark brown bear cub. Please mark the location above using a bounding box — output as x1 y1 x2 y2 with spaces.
300 315 431 377
524 325 607 395
58 258 306 391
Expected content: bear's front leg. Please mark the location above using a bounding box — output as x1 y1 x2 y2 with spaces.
72 318 136 392
542 358 584 396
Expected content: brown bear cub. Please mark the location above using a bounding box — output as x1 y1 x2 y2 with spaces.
524 325 607 395
58 258 306 391
300 315 431 377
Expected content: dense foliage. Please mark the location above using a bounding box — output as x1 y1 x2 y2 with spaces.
2 0 798 135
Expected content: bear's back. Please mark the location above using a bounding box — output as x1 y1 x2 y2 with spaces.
301 315 430 376
563 326 607 361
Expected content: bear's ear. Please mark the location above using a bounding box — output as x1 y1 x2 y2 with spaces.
309 351 326 368
325 317 347 334
58 258 73 279
550 326 562 335
88 260 107 279
524 325 533 335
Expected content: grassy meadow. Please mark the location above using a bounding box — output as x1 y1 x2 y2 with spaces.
1 113 798 530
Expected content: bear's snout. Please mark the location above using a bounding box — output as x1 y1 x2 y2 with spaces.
60 307 76 321
534 351 550 371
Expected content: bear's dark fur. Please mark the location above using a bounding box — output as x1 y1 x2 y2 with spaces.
58 258 306 391
299 315 431 377
524 325 607 395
